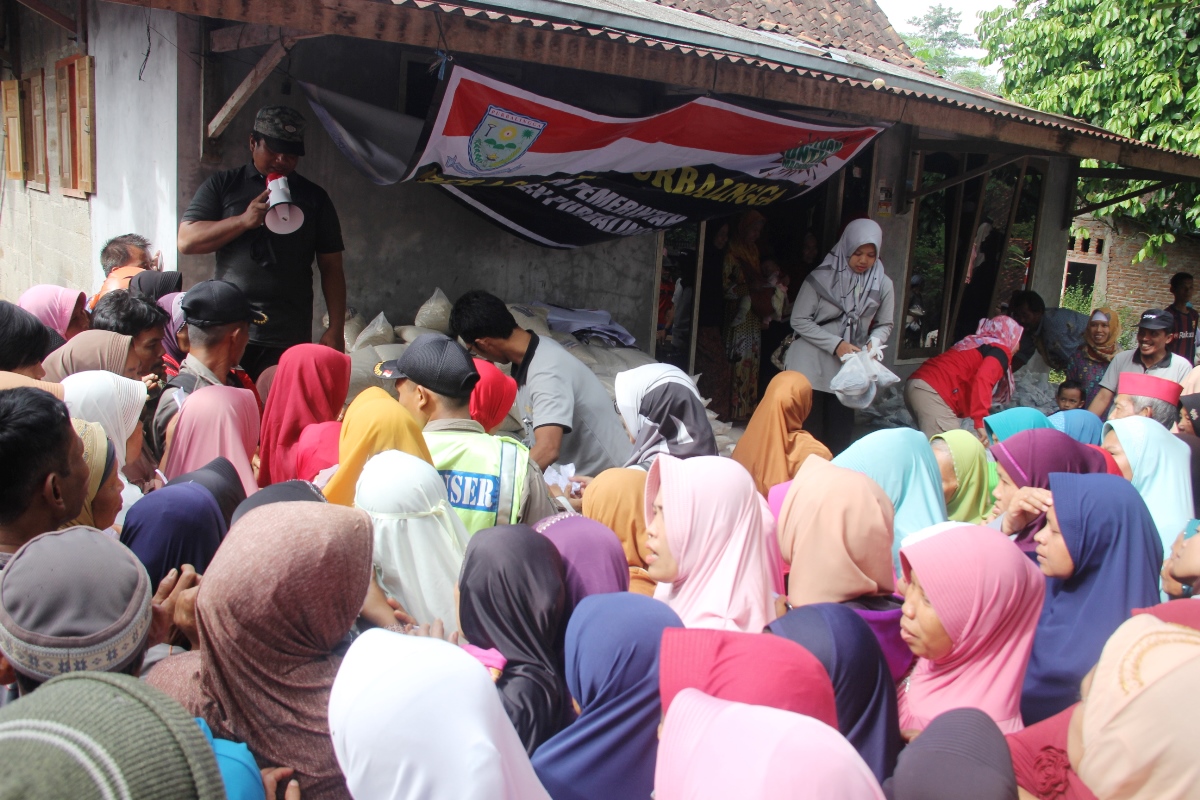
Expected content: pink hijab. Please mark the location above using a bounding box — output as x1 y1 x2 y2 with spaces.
18 284 85 338
898 525 1044 733
656 688 885 800
950 315 1024 403
163 385 260 496
645 455 777 632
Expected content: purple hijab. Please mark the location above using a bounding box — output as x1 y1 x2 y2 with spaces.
534 513 630 613
158 292 185 363
991 428 1109 547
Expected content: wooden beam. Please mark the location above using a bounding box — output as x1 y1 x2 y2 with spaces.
206 39 290 139
1074 180 1180 218
14 0 76 35
1077 167 1184 182
913 154 1023 199
912 138 1053 157
102 0 1200 179
210 24 321 52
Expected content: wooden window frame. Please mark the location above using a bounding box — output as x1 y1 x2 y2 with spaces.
22 69 49 192
54 54 95 197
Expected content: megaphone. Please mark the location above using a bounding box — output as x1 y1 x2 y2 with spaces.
264 172 305 234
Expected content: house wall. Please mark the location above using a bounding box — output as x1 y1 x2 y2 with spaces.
1069 214 1200 315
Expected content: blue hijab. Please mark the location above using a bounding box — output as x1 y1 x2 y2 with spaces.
1020 473 1162 725
119 482 227 587
1047 409 1103 446
833 428 947 569
983 407 1053 443
767 604 901 783
531 593 682 800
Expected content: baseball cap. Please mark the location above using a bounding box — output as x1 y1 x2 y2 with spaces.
1117 372 1182 406
375 333 479 399
181 280 267 327
1138 309 1173 330
253 106 305 156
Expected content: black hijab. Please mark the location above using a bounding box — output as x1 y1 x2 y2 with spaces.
230 479 326 526
129 270 183 300
166 457 246 528
1175 433 1200 517
458 524 570 754
883 708 1016 800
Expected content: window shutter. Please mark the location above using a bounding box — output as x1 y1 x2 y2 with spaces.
28 72 47 188
55 62 72 189
2 79 25 180
75 56 94 194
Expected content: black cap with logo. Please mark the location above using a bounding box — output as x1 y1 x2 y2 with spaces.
181 280 267 328
1139 309 1173 331
375 333 480 399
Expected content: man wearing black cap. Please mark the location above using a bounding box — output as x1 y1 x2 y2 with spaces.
178 105 346 379
379 334 559 533
1088 308 1193 417
150 279 266 461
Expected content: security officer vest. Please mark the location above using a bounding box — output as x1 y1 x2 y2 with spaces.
425 430 530 534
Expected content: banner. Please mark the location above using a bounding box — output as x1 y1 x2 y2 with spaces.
406 68 883 248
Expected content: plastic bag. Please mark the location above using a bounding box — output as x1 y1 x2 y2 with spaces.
394 325 441 343
324 307 365 352
351 312 395 351
414 288 453 333
830 339 897 409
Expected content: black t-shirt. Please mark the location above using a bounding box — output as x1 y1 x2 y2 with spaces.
183 164 344 346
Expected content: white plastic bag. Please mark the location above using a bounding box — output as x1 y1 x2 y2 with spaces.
351 312 395 351
830 339 896 409
414 288 453 333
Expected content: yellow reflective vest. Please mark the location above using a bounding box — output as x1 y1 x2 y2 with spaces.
425 429 529 535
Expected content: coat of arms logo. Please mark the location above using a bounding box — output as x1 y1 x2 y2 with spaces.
468 105 547 172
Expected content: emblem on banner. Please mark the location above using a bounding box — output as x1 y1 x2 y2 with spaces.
760 137 846 180
468 105 547 172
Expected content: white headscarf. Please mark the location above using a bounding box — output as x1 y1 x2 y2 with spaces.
807 218 886 345
1103 416 1193 557
329 629 552 800
353 449 470 633
61 370 148 468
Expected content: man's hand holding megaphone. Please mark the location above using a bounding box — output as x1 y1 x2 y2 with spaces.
241 189 271 231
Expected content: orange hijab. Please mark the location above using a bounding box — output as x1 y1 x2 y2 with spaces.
582 468 655 596
732 372 832 496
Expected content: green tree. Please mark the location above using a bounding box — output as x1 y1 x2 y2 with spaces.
903 5 998 93
978 0 1200 265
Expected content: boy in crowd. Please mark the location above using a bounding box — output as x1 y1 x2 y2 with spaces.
1055 379 1085 411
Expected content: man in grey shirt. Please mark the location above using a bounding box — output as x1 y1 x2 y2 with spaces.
450 290 632 475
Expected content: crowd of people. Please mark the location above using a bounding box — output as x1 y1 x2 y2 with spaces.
3 108 1200 800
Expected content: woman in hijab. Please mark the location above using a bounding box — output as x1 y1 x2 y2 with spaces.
120 483 227 587
533 513 630 613
157 292 187 378
786 218 894 454
469 357 517 433
768 604 902 783
732 371 831 496
354 450 469 633
295 421 342 484
1176 433 1200 516
1179 392 1200 434
42 330 136 382
531 594 682 800
231 479 326 525
658 628 838 726
1102 416 1192 557
166 457 247 528
1021 473 1163 725
64 419 123 531
614 363 717 469
991 428 1109 549
329 630 551 800
258 344 352 487
982 406 1053 444
128 269 182 300
898 525 1044 735
722 210 769 420
833 427 947 569
887 709 1017 800
148 502 372 800
656 689 885 800
323 386 432 505
645 455 777 631
930 430 992 524
458 524 570 754
1048 408 1104 445
1065 308 1121 406
161 385 260 497
60 370 148 470
581 467 655 596
18 284 89 340
905 315 1024 439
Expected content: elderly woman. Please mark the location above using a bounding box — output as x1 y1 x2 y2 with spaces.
785 219 894 454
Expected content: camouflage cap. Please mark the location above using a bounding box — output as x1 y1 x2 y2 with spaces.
253 106 305 156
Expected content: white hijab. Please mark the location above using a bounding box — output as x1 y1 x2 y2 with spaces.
354 449 470 633
1104 416 1193 557
329 629 552 800
61 370 147 468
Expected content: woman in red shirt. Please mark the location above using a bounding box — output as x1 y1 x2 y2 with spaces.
904 316 1024 442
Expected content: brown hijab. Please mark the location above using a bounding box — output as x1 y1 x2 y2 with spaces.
732 371 832 496
42 330 133 381
582 468 655 596
147 502 372 800
0 370 65 398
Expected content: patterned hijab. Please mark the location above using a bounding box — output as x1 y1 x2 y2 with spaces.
614 363 717 469
1083 307 1121 363
950 316 1024 403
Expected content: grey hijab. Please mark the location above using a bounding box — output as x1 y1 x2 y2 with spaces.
807 218 885 345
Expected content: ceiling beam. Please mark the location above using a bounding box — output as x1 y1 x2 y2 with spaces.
1074 180 1180 218
210 24 322 52
1077 166 1187 182
913 154 1024 199
207 38 293 139
101 0 1200 179
14 0 76 35
912 138 1055 157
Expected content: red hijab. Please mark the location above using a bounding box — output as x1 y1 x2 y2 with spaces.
469 358 517 432
257 344 351 487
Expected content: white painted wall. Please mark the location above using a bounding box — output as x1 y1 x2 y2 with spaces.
89 2 179 286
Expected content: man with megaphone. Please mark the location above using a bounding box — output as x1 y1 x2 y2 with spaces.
178 105 348 380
